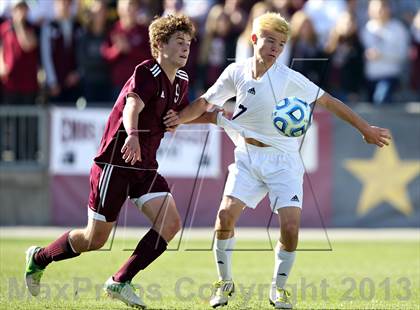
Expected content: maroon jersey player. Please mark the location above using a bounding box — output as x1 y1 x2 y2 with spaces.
94 58 189 173
24 15 195 309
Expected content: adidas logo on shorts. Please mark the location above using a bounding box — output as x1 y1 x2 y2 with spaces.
290 195 299 202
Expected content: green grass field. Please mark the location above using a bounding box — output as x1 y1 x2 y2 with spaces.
0 237 419 309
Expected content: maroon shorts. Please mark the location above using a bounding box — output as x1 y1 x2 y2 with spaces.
88 163 170 222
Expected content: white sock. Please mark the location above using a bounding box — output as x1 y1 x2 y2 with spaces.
271 246 296 298
214 237 236 281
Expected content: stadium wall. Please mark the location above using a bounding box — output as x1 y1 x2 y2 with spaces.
332 107 420 227
0 171 50 225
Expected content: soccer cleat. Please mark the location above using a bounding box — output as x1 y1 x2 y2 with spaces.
103 276 146 309
25 246 45 296
269 288 293 309
209 279 235 308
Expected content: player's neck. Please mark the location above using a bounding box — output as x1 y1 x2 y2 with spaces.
157 58 177 83
252 57 275 80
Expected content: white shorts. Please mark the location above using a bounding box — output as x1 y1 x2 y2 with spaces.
223 144 304 212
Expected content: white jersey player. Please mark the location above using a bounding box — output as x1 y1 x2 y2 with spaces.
204 56 323 152
164 12 391 309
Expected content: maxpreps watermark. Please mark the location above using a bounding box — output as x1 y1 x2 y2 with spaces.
8 276 413 303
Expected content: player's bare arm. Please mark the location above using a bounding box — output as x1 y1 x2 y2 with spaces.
317 93 391 147
121 93 145 165
163 97 217 127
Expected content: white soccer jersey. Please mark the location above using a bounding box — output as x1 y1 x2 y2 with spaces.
202 57 325 152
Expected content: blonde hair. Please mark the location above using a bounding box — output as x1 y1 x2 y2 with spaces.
252 12 290 37
149 14 195 59
238 2 270 43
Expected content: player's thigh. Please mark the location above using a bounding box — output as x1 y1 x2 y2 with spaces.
142 194 180 229
223 152 268 209
88 163 129 222
70 218 115 251
129 172 179 229
216 195 246 228
85 217 115 242
265 153 304 212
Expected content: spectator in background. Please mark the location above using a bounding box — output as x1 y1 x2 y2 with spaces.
325 11 364 103
389 0 420 27
0 0 79 25
198 1 246 91
32 0 79 25
303 0 347 48
41 0 83 104
0 0 39 105
137 0 161 25
162 0 184 16
182 0 215 36
288 10 325 84
410 9 420 99
361 0 409 104
101 0 151 99
198 6 232 91
268 0 305 20
223 0 247 34
346 0 369 33
78 0 112 103
0 0 39 162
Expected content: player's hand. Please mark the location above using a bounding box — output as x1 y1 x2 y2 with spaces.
163 109 180 127
121 135 141 165
166 125 178 132
362 126 391 147
209 108 227 124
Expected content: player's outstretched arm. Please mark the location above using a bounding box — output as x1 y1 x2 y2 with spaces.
317 93 391 147
121 94 145 165
164 97 214 127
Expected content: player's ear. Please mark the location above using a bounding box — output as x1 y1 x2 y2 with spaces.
157 40 164 51
251 33 257 45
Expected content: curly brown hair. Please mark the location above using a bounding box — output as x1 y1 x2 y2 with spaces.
149 14 196 59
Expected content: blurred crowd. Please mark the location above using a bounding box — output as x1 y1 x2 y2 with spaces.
0 0 419 107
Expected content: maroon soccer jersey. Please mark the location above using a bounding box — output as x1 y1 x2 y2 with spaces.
94 59 189 170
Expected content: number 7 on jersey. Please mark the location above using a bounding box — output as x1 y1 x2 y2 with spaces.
232 104 248 120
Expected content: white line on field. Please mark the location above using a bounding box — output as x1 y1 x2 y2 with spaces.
0 227 419 241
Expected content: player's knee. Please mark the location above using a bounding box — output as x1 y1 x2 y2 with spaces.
159 215 182 241
283 222 299 237
281 223 299 251
217 209 235 229
168 215 182 236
